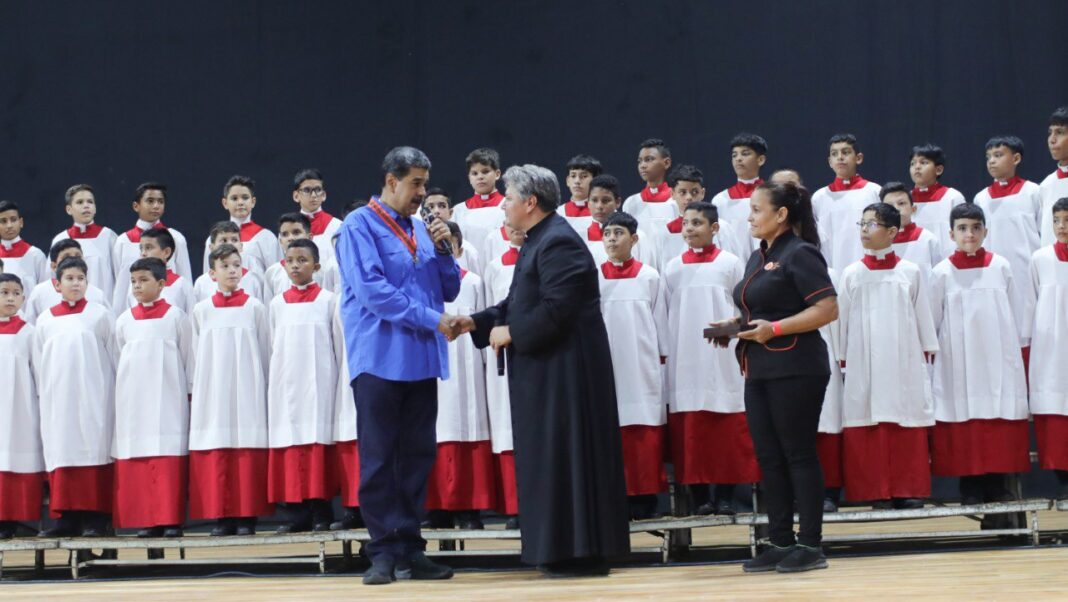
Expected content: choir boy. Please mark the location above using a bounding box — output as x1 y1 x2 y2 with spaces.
622 138 676 233
24 240 108 324
711 133 768 262
188 244 272 536
837 203 938 508
1040 107 1068 245
0 201 49 291
580 174 657 268
34 257 116 536
653 165 746 272
811 134 882 270
119 228 194 314
113 258 192 537
51 184 117 297
453 148 506 260
292 168 343 263
424 189 481 275
200 175 279 274
907 144 966 256
111 182 192 308
330 296 363 530
929 204 1032 505
556 154 603 233
264 213 319 300
881 182 943 281
193 221 266 303
662 202 758 515
597 211 670 519
817 267 845 512
0 274 44 539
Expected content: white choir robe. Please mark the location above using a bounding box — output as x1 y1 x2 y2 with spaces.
1029 243 1068 471
426 271 496 511
1038 166 1068 245
0 316 44 521
622 185 677 234
482 246 519 514
199 218 278 275
194 268 266 305
188 289 272 519
811 176 882 271
892 223 944 315
598 259 670 495
304 209 343 264
33 299 116 516
910 183 966 257
452 192 506 260
837 252 938 501
263 260 326 302
710 179 763 264
110 222 192 309
973 177 1042 324
332 303 360 508
112 300 192 528
817 268 845 489
266 284 340 504
649 215 747 274
320 257 340 293
52 223 119 298
662 246 759 485
23 279 109 324
455 239 482 276
0 239 49 292
929 250 1032 477
556 199 594 234
122 271 195 316
582 221 658 270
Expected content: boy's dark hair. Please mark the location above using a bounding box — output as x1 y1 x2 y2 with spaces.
588 174 622 200
604 211 639 235
910 143 946 168
730 133 768 156
639 138 671 159
863 202 902 230
668 165 704 188
343 198 367 218
130 257 167 282
829 133 860 153
950 202 986 227
141 228 176 254
0 273 23 290
224 175 255 197
286 237 320 263
55 256 88 279
879 181 913 205
1052 197 1068 214
0 200 20 215
683 201 719 224
565 154 604 177
985 135 1025 157
1049 107 1068 128
134 182 166 203
425 187 450 201
445 220 463 248
278 212 312 232
209 220 240 243
49 239 82 263
208 243 241 268
293 168 324 190
465 148 500 171
770 168 804 187
64 184 94 205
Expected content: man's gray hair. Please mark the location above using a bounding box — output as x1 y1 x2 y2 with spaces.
503 164 560 213
382 146 432 182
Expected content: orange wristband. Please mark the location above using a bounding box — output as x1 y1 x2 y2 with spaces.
772 321 783 337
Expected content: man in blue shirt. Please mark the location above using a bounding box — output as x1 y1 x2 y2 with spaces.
335 146 461 585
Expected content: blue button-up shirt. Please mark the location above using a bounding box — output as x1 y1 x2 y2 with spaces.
336 202 461 382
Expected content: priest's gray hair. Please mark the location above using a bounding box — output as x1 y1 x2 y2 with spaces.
382 146 432 182
503 164 560 213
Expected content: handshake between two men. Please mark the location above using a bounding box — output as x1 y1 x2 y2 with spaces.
436 314 512 353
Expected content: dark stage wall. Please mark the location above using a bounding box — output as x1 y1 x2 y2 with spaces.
2 0 1067 270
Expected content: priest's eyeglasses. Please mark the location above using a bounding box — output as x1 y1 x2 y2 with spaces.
856 220 887 231
299 186 326 196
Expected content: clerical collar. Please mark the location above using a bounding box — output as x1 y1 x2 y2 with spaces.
479 194 491 200
996 179 1009 186
1060 164 1068 173
864 247 895 259
65 299 80 307
74 222 95 232
218 288 237 297
141 300 158 307
648 186 661 195
609 258 630 267
0 237 19 250
508 244 522 250
0 316 10 322
571 198 588 207
691 245 715 253
136 219 160 230
294 282 314 290
231 215 252 226
738 177 760 185
301 209 322 217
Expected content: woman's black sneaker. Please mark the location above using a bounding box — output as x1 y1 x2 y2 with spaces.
776 544 828 573
742 544 796 573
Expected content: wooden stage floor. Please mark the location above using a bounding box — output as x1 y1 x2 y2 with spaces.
3 510 1068 600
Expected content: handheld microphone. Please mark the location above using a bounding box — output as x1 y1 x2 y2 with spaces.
429 214 454 255
495 317 506 376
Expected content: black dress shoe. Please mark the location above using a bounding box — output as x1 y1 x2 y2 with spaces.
312 522 332 532
537 557 610 578
871 499 893 510
0 521 18 539
893 497 924 510
423 510 454 529
330 509 364 530
395 551 454 580
694 501 716 516
235 518 256 536
455 511 484 530
742 543 796 573
822 497 839 513
775 545 828 573
362 557 395 585
40 514 80 538
210 518 237 536
504 515 520 530
162 526 184 538
714 498 736 516
137 526 165 538
960 495 982 506
276 521 311 534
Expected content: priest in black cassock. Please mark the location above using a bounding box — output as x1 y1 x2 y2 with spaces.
454 164 630 577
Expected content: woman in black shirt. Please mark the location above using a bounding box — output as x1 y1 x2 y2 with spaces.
713 181 838 573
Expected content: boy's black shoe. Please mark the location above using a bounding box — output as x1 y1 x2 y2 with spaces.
235 517 256 536
455 511 484 530
330 508 364 530
210 518 237 536
775 545 828 573
137 526 165 538
742 544 795 573
40 513 80 538
80 512 111 537
893 498 924 510
822 497 838 513
871 499 893 510
162 526 184 538
0 521 18 539
395 551 454 580
504 515 520 530
714 498 735 516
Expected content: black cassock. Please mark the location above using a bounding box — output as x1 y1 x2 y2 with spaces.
471 212 630 566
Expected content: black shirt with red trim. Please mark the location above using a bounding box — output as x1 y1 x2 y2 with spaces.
732 230 836 379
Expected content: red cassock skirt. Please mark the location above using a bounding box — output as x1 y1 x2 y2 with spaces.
113 456 188 528
0 470 45 521
267 443 338 504
842 423 930 501
494 451 519 516
619 424 668 496
931 419 1030 476
335 440 360 507
668 411 760 485
1034 414 1068 471
425 440 497 511
188 448 272 519
48 464 114 518
817 433 844 488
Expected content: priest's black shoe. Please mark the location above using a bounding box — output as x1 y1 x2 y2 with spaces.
504 515 520 530
775 545 828 573
162 526 184 538
893 498 924 510
235 518 257 536
330 509 364 530
362 557 395 585
210 518 237 536
742 544 795 573
0 521 18 539
537 556 610 578
395 551 454 580
137 526 164 538
40 513 80 537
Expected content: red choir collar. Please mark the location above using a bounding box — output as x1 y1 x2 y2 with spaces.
498 226 509 241
501 247 520 266
0 315 27 334
727 178 764 199
164 270 180 286
681 245 720 264
237 220 265 241
302 210 335 236
987 176 1026 199
587 221 604 241
861 249 901 270
50 297 88 316
132 299 172 320
828 175 870 192
67 222 104 239
0 238 31 258
639 184 672 202
911 182 948 203
125 221 165 243
1054 241 1068 262
563 199 591 217
600 258 642 279
949 248 994 269
460 268 469 279
893 222 924 243
1056 164 1068 179
283 282 322 303
211 288 250 308
464 191 504 209
666 216 684 233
